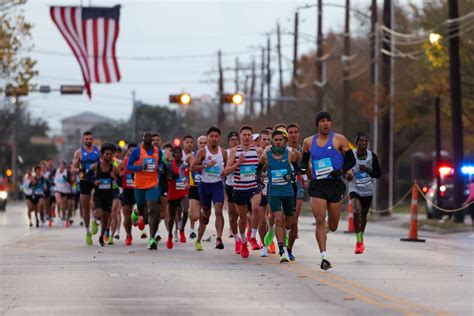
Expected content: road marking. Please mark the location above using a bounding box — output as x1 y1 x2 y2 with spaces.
277 262 450 316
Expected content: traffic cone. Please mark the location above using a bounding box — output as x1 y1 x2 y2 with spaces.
401 181 426 242
344 202 355 233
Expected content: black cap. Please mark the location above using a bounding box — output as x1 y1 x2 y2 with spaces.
227 131 238 140
354 132 367 144
315 111 332 126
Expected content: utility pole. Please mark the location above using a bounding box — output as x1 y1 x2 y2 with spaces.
378 0 392 214
250 59 256 116
448 0 465 223
371 0 379 210
234 57 240 121
315 0 324 112
260 47 265 115
217 50 225 126
342 0 351 136
266 36 271 114
292 11 299 98
388 0 395 215
435 95 442 218
277 21 284 97
10 96 18 199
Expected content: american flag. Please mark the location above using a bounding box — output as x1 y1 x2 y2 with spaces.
50 5 121 98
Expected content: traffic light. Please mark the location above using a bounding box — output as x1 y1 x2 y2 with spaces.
6 169 12 177
221 93 244 105
169 93 191 105
118 140 126 148
438 165 453 176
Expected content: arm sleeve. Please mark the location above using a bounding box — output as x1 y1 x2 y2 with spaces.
127 148 142 172
291 161 300 174
301 151 310 172
342 150 356 174
256 162 264 179
369 153 382 179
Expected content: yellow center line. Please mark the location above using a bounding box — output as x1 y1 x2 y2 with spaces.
276 261 450 316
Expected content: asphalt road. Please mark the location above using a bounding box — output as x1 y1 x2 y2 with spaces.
1 202 473 316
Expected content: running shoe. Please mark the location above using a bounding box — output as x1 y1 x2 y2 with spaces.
189 230 197 239
195 240 203 251
355 241 365 254
215 237 224 250
29 222 33 227
98 236 105 247
246 230 251 242
260 246 269 257
288 249 296 261
114 234 120 240
179 230 187 243
131 211 139 226
147 238 157 250
125 236 132 246
320 258 332 271
235 237 242 254
86 232 93 246
137 216 145 231
249 237 260 250
91 220 98 235
166 237 174 249
140 232 147 239
269 241 276 254
80 221 84 226
264 230 274 246
107 238 114 245
280 252 290 263
155 233 162 242
36 220 39 228
48 220 52 227
240 242 249 258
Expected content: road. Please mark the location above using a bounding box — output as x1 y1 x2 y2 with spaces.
1 202 473 316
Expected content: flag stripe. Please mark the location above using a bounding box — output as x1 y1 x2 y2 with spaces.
111 19 121 81
92 18 100 82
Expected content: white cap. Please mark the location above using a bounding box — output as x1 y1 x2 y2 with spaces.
252 133 260 141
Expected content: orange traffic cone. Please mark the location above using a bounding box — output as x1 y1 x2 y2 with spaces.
401 181 426 242
344 202 355 233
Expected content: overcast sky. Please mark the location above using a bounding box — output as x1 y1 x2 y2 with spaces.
19 0 423 134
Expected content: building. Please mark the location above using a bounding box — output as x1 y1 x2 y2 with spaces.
60 112 114 161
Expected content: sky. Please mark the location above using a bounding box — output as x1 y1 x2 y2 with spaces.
17 0 423 135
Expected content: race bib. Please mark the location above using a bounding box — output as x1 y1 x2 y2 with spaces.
126 174 134 187
143 158 156 172
271 169 288 185
313 157 334 180
355 171 371 185
176 177 187 190
194 173 202 184
204 166 221 179
34 187 44 195
240 165 256 181
98 178 112 190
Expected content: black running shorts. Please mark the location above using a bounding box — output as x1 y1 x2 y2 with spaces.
308 179 346 203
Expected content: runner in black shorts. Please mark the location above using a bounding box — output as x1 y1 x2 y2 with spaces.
87 143 119 247
121 143 137 245
301 111 355 270
345 132 381 254
224 131 239 251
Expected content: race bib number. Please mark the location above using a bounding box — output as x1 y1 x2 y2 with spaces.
176 177 187 190
271 169 288 186
204 166 221 179
194 173 202 184
240 165 256 181
98 178 112 190
355 171 371 185
313 158 334 180
126 174 134 187
143 158 156 172
34 187 44 195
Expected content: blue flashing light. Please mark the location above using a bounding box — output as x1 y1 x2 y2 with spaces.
461 165 474 175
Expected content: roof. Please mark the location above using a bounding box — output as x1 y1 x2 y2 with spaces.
61 111 114 124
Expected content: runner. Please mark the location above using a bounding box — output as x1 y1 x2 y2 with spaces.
154 134 170 242
190 126 227 251
225 125 263 258
257 129 299 263
257 129 272 257
121 143 138 246
87 143 119 247
166 146 190 249
127 132 163 250
344 132 381 254
182 135 194 157
43 158 56 226
31 166 46 228
301 111 356 270
224 131 240 253
185 135 208 239
286 123 305 261
53 160 72 227
72 131 100 246
22 168 35 227
108 145 123 244
66 164 77 226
